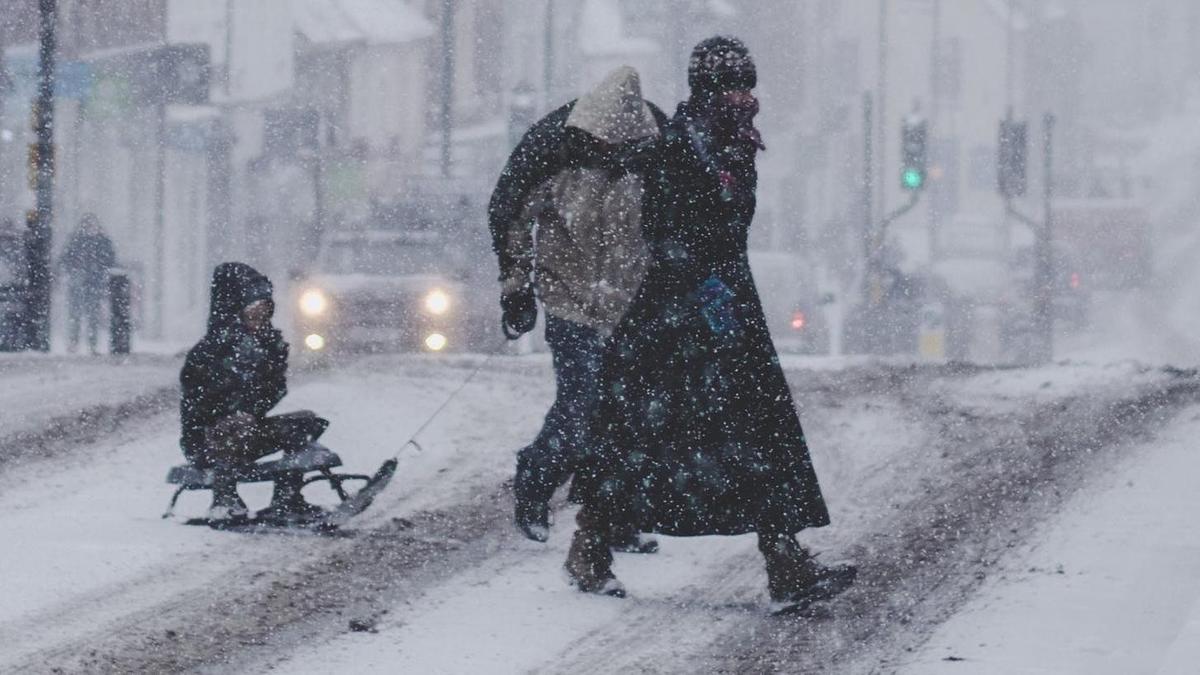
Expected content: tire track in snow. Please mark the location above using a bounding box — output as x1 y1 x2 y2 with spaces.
535 366 1198 674
705 369 1200 673
3 357 552 674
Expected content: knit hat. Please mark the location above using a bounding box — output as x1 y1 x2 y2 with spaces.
688 36 756 98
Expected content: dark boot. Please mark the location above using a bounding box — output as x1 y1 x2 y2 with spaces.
208 472 248 521
564 529 626 597
513 454 551 542
608 523 659 554
515 496 550 542
760 533 856 615
258 472 324 524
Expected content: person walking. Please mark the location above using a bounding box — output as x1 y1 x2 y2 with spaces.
489 66 664 551
60 213 115 354
567 37 856 611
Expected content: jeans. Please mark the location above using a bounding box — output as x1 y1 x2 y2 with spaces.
514 315 605 507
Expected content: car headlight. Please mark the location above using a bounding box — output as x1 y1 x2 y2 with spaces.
424 289 450 315
304 333 326 351
299 288 329 317
424 332 448 351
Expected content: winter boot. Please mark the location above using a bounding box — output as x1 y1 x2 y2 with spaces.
207 473 248 521
760 534 857 615
513 455 552 542
564 529 626 597
514 496 551 542
608 523 659 554
258 472 325 525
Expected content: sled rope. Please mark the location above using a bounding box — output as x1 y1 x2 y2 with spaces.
397 353 495 457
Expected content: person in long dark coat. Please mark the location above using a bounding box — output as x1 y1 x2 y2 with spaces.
180 262 327 523
566 37 855 611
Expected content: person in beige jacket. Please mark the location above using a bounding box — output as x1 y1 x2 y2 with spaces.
487 66 664 548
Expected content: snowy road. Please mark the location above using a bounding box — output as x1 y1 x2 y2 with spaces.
3 355 1198 673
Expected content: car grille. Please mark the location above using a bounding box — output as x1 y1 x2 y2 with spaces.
342 297 415 328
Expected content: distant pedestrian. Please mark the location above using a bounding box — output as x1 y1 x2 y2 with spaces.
0 217 23 286
59 213 115 354
568 37 856 611
0 218 25 351
488 66 664 551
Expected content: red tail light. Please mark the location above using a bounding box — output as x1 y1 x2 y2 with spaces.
791 311 807 330
1069 272 1081 290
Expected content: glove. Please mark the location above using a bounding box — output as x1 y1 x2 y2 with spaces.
501 284 537 340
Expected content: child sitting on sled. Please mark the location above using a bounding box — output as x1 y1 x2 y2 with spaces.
179 262 326 523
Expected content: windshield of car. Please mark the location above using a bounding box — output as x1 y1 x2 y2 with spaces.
322 239 449 276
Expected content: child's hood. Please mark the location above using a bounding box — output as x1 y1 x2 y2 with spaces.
206 262 273 333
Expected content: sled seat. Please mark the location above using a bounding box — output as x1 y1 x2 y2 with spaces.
163 443 371 518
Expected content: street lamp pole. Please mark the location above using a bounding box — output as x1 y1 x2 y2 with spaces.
544 0 554 106
27 0 57 351
1035 112 1056 363
439 0 456 178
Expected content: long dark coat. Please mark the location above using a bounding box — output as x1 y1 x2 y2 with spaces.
180 263 288 461
577 102 831 537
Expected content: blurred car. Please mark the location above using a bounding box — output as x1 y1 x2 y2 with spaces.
292 229 468 354
748 250 831 355
1008 245 1091 330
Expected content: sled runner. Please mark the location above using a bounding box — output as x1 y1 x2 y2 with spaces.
162 444 396 532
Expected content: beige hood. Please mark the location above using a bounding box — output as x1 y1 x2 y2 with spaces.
566 66 660 144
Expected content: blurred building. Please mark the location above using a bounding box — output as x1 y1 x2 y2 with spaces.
0 0 438 340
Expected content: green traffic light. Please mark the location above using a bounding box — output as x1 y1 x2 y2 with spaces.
902 167 924 190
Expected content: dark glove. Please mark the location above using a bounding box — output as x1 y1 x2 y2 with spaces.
501 284 537 340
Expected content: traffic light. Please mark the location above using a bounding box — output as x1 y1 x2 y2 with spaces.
998 119 1028 198
900 118 928 191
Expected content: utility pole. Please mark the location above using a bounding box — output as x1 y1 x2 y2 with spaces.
1002 0 1015 255
858 107 926 354
0 41 11 216
928 0 941 263
439 0 456 178
206 0 235 271
543 0 555 107
999 111 1054 365
152 97 166 338
1035 112 1056 363
26 0 57 351
862 93 873 264
876 0 889 216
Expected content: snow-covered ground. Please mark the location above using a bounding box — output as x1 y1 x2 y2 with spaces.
0 353 179 442
0 354 552 670
899 407 1200 675
247 360 1185 675
1 348 1197 673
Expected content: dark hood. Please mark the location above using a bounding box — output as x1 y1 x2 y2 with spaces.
206 262 273 334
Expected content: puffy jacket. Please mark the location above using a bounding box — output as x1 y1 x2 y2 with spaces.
489 66 665 334
179 262 287 459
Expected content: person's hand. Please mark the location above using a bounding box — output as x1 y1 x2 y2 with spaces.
501 284 537 339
